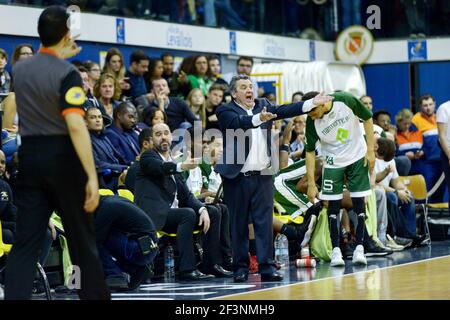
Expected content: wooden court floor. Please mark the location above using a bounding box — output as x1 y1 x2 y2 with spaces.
216 255 450 300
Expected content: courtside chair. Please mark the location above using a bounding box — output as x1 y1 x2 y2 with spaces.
0 220 52 300
398 174 446 245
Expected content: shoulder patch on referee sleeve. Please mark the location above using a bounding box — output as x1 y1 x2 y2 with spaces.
65 86 86 106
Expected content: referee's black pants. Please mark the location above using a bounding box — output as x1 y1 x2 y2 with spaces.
4 136 110 300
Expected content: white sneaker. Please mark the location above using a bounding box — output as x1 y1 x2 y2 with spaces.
330 247 345 267
386 234 405 251
352 245 367 265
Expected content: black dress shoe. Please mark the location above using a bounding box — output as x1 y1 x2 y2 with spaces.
179 269 215 281
207 265 233 278
260 272 283 282
233 273 248 283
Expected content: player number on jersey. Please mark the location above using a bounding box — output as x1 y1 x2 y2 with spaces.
323 179 334 191
325 155 334 165
336 128 349 144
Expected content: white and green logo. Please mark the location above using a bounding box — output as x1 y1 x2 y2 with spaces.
336 128 349 144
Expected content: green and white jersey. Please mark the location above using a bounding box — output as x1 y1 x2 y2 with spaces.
274 158 313 219
305 92 372 168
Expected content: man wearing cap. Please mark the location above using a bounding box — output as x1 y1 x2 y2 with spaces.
215 75 332 282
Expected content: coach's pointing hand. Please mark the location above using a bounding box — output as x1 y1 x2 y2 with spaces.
259 107 277 122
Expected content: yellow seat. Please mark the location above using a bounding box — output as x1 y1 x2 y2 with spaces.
117 189 134 202
157 229 202 239
0 221 13 258
398 174 446 244
99 189 115 196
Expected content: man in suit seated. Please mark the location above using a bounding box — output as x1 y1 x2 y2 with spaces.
134 123 231 280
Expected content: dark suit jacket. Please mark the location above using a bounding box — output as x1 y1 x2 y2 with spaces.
215 98 306 179
134 149 203 230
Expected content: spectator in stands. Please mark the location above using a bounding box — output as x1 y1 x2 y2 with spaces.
289 116 306 161
187 55 214 96
341 0 362 29
437 99 450 210
86 107 127 190
186 88 207 128
123 50 152 107
360 95 373 111
264 92 277 105
395 108 424 175
139 107 168 130
373 110 396 138
207 55 229 89
375 138 417 236
205 83 225 130
374 137 427 247
412 94 445 203
2 44 34 134
182 129 233 276
106 102 140 165
124 128 152 193
10 44 34 66
148 78 197 132
0 150 15 244
222 56 259 97
102 48 130 92
134 122 218 280
145 58 164 91
0 48 11 102
203 0 247 29
94 73 121 120
291 91 304 103
179 55 195 76
84 60 101 94
94 195 158 291
161 52 191 98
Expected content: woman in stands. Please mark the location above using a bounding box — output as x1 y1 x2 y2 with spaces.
94 73 121 120
138 107 168 130
187 55 214 96
102 48 130 92
145 58 164 90
186 88 207 129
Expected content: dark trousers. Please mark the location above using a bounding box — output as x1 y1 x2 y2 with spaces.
216 203 232 262
4 136 110 300
202 204 224 269
100 231 158 277
441 151 450 211
162 208 197 272
223 174 276 276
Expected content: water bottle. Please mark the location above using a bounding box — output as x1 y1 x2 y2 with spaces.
274 234 289 268
280 234 289 267
164 244 175 281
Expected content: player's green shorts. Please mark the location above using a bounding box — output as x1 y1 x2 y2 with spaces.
320 157 371 200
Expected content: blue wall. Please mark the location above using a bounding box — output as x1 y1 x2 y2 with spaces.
363 63 411 119
417 61 450 109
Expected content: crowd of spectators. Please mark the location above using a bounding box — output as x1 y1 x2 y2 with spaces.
0 41 445 294
2 1 450 40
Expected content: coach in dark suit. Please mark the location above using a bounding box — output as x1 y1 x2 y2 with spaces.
134 123 231 280
215 75 332 282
